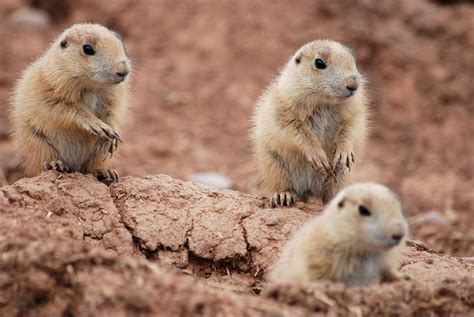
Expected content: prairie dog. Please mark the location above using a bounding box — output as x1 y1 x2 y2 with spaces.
267 183 409 287
11 23 131 181
251 40 368 207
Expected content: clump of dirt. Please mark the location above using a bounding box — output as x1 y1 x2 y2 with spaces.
0 235 306 317
0 172 473 316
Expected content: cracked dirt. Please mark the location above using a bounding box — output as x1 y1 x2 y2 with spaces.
0 172 473 316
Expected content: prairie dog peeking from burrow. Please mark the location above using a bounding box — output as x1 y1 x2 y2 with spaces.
267 183 409 287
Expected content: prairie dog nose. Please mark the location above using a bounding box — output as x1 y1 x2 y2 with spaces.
390 223 405 244
116 60 130 78
391 233 403 244
345 75 359 91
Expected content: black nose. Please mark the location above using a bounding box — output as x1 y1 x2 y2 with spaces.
345 75 359 92
392 234 403 243
346 83 358 92
116 71 129 78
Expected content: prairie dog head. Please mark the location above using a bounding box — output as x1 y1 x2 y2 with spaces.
278 40 362 104
51 23 131 87
325 183 408 253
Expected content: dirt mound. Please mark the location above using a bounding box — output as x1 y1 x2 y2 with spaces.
0 172 472 316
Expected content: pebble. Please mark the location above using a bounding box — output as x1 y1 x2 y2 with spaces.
411 211 451 227
189 172 232 190
9 8 51 29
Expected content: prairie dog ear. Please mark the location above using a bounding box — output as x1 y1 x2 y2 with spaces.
337 198 345 208
60 36 68 48
112 31 123 41
346 45 357 59
294 51 302 64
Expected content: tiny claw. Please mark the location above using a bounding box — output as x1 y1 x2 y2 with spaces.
114 132 123 143
56 161 64 172
286 192 296 206
94 168 119 183
110 169 119 181
332 158 337 170
326 162 336 178
43 160 70 173
101 127 113 139
270 192 296 208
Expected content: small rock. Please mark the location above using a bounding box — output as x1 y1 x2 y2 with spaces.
410 211 451 227
9 8 51 29
189 172 232 190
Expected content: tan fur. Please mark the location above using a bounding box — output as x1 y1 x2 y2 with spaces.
267 183 409 287
11 23 131 180
250 40 369 206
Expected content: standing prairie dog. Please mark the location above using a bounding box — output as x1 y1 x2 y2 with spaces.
251 40 368 207
11 23 131 181
267 183 409 288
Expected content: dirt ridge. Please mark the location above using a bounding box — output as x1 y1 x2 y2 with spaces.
0 172 472 316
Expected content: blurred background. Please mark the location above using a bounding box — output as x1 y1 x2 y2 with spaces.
0 0 472 255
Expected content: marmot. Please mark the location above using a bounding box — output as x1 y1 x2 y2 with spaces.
267 183 409 287
11 23 131 181
251 40 368 207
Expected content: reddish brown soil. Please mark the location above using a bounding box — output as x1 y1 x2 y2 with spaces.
0 0 473 315
1 172 473 316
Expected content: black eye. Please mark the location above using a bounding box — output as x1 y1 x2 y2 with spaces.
82 44 95 56
358 205 371 217
338 199 344 208
314 58 326 69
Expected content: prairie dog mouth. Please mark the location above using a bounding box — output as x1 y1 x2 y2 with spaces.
94 72 127 84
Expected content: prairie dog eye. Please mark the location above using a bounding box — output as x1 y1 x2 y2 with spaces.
358 205 371 217
82 44 95 56
314 58 326 69
337 199 344 208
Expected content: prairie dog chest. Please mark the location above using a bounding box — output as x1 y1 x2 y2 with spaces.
81 90 107 117
308 106 342 144
345 255 382 287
